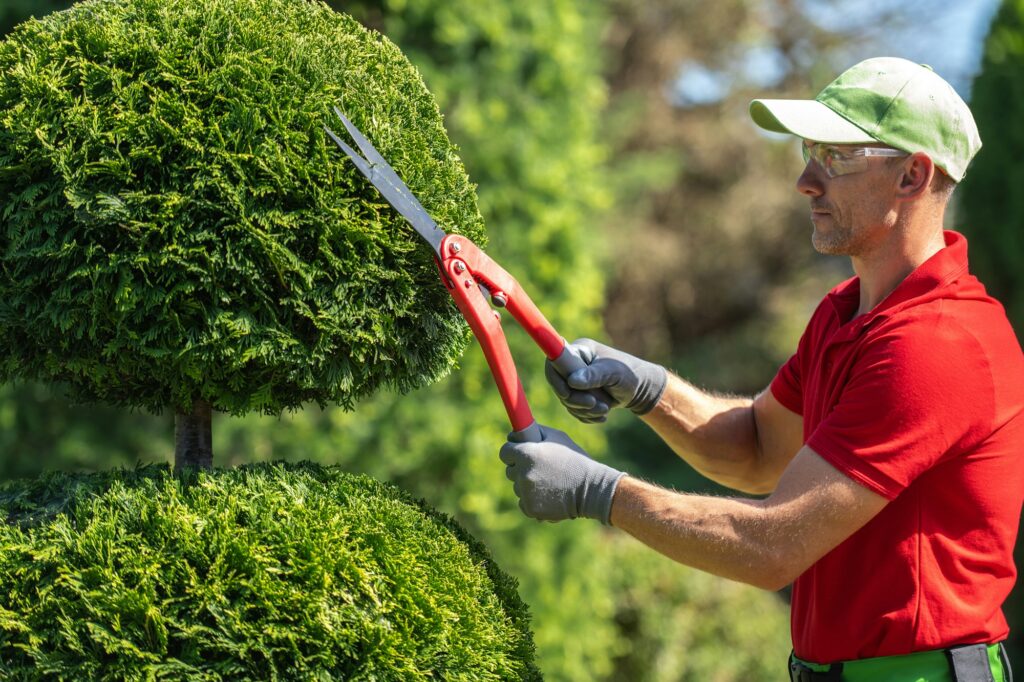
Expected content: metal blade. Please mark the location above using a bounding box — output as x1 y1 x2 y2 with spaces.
326 108 448 259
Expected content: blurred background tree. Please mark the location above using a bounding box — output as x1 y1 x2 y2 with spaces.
960 0 1024 665
1 0 1018 677
0 0 69 36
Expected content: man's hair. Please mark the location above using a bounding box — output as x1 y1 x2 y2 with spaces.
888 153 958 203
933 169 958 203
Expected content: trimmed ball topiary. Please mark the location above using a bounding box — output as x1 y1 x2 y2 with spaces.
0 0 485 416
0 462 538 679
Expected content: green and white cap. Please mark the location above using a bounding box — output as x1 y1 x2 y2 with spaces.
749 57 981 182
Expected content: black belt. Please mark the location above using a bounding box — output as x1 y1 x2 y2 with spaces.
788 643 1012 682
789 658 842 682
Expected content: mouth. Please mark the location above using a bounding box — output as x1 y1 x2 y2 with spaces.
810 205 832 220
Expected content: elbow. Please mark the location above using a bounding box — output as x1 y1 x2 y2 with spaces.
750 547 809 592
745 565 795 592
721 467 780 497
752 566 797 592
734 478 777 497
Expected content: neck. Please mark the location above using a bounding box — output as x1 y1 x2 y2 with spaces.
850 217 947 316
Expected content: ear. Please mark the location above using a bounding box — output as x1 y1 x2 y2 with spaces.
894 153 935 201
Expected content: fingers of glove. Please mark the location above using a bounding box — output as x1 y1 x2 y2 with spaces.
518 498 541 520
544 360 572 400
567 359 630 392
499 441 522 467
569 338 600 364
569 405 606 421
566 396 610 418
537 424 568 443
562 388 599 411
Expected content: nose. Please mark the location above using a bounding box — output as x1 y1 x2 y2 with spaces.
796 162 824 198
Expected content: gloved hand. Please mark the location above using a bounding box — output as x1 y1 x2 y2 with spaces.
545 338 667 423
500 424 626 524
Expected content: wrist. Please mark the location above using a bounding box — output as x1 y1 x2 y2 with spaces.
606 472 629 526
583 467 627 526
627 363 668 415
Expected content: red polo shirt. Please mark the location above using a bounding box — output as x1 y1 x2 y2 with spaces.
771 231 1024 663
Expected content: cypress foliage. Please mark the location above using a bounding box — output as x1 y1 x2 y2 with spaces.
0 0 486 416
0 462 538 679
960 0 1024 331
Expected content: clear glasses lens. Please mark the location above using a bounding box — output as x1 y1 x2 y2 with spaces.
801 144 906 178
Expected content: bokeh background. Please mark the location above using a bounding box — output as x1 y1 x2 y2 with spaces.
1 0 1020 678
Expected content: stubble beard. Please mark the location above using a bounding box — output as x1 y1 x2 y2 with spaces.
811 218 857 256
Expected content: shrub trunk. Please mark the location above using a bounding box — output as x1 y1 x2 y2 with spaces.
175 399 212 469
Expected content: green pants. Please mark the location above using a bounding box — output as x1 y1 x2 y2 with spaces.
790 643 1011 682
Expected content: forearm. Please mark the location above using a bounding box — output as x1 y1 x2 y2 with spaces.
502 430 887 586
640 373 769 493
608 476 792 590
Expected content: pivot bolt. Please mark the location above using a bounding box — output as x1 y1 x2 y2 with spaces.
454 261 467 274
449 241 462 254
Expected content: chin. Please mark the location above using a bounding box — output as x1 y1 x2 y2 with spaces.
811 229 853 256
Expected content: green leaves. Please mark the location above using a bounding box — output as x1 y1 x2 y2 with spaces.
961 0 1024 333
0 0 486 416
0 463 538 679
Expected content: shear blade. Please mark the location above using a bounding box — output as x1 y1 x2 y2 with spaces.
326 108 448 260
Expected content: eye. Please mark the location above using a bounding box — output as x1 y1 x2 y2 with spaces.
825 147 844 163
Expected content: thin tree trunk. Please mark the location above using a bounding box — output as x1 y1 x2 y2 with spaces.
175 399 213 470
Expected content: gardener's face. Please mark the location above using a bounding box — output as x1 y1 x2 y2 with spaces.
796 142 904 257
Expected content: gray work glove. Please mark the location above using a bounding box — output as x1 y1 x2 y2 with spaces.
545 338 667 423
500 424 626 525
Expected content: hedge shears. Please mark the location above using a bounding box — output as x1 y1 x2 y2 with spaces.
325 107 607 443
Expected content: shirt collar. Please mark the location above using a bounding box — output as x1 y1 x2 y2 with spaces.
826 230 970 325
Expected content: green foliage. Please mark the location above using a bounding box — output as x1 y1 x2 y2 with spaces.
961 0 1024 665
0 462 538 680
606 535 790 681
0 0 485 416
960 0 1024 333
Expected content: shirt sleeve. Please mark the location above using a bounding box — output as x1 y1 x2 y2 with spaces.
806 317 995 500
771 352 803 416
770 292 838 417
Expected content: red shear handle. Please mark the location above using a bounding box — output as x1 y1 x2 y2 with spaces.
443 256 541 440
440 235 614 419
441 236 564 359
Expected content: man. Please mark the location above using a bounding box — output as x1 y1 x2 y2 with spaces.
500 57 1024 681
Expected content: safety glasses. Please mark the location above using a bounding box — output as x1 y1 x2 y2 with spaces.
801 142 908 178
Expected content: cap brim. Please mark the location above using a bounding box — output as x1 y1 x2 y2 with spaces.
750 99 877 144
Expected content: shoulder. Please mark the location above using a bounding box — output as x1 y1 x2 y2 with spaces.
866 280 1022 370
858 293 1024 419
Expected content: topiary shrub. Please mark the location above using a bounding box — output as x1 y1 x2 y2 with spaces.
0 0 485 422
0 462 538 679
